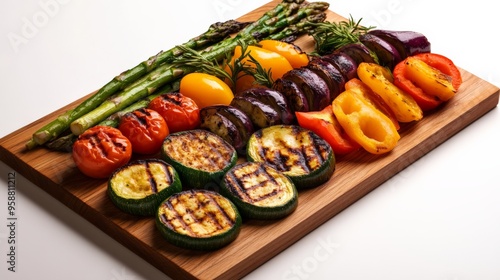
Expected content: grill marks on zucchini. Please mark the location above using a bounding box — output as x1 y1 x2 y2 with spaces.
156 189 242 250
108 159 182 216
225 162 287 205
221 162 298 220
163 130 235 172
247 125 335 189
252 126 329 174
161 129 238 189
159 191 235 236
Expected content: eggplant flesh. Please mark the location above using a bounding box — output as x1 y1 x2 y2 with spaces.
230 96 281 129
237 87 295 125
200 109 243 153
367 29 431 59
360 33 402 69
199 105 254 155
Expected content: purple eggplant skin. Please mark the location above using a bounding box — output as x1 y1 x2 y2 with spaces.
200 105 255 155
199 109 244 154
322 52 358 81
237 87 295 125
335 42 379 65
272 78 310 113
281 67 331 111
307 57 346 101
360 33 402 69
230 96 281 129
367 29 431 59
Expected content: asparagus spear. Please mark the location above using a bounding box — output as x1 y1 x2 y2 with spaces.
69 1 329 135
44 81 180 152
265 13 327 43
98 80 180 128
48 6 329 151
25 19 249 149
250 2 329 40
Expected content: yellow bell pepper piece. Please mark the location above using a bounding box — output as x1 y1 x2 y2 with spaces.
357 62 423 123
332 89 400 155
403 57 456 102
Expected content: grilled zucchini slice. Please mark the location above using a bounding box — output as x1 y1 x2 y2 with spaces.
108 159 182 216
221 162 298 219
246 125 335 189
161 129 238 189
156 189 242 250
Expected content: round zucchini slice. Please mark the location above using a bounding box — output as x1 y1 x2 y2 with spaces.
221 162 298 220
161 129 238 189
108 158 182 216
155 189 242 250
246 125 335 189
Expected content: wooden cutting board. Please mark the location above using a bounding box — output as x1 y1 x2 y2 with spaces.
1 1 499 279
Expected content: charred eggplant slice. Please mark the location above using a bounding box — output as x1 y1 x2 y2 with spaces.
323 52 358 81
246 125 335 189
200 107 245 154
237 87 295 125
161 129 237 189
307 57 346 101
156 189 242 250
281 67 331 111
230 96 281 129
335 42 379 65
367 29 431 59
273 78 310 113
200 105 254 155
221 162 298 220
108 159 182 216
360 33 402 69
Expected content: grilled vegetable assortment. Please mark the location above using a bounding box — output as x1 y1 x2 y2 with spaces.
25 0 464 250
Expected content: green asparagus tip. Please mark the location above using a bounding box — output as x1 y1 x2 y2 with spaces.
25 138 38 150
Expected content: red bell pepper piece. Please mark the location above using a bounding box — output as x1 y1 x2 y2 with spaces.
295 105 360 155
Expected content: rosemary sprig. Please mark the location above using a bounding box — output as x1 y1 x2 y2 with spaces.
174 41 274 93
223 41 256 91
306 15 376 55
171 45 232 82
245 53 275 88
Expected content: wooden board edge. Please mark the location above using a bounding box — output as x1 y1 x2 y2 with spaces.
0 0 499 279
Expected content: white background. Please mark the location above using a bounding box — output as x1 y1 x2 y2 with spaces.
1 0 499 279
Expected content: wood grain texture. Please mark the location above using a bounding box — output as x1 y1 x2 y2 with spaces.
0 1 499 279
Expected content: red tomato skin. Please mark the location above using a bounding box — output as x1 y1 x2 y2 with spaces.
118 108 169 155
72 125 132 179
148 93 200 133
